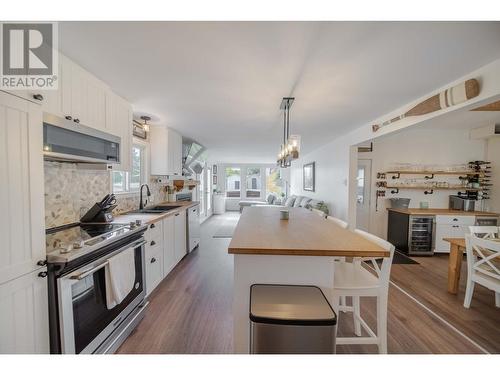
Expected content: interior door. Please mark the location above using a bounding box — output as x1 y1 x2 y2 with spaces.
356 159 372 231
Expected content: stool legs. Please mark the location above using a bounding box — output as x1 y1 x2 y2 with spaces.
377 293 388 354
353 296 361 336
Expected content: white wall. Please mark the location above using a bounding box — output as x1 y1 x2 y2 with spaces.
290 140 351 219
367 128 487 239
290 58 500 228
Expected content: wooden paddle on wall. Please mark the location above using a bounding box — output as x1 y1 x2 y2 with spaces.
372 78 480 132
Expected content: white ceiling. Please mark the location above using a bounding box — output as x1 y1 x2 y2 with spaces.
58 22 500 163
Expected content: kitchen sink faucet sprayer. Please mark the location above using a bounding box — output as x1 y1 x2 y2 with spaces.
140 184 151 209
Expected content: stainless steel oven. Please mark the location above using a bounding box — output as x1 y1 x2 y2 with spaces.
48 231 147 354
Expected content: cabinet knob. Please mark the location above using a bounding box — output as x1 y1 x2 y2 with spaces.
65 115 73 121
150 223 156 229
151 240 156 246
175 213 180 217
37 260 47 267
73 118 80 124
453 218 458 221
38 271 48 278
150 257 156 264
32 94 44 101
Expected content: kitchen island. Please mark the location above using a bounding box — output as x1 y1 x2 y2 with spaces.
228 206 389 353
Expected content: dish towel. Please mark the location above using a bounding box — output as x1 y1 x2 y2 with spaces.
105 247 136 309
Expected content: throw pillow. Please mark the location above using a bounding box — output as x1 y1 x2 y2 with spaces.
293 196 304 208
284 195 296 207
299 198 312 208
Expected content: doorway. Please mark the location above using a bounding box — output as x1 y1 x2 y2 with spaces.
356 159 372 231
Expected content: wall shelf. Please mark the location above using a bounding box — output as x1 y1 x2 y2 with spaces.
385 186 484 191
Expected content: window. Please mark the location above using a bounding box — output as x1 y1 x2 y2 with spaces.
356 166 365 204
112 143 146 193
225 167 241 198
266 167 282 197
246 167 261 198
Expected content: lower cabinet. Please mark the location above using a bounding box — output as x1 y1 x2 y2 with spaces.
0 268 49 353
144 210 187 296
145 239 164 296
163 215 176 276
174 210 187 263
435 215 476 253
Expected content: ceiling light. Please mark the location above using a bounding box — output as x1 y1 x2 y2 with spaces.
277 97 300 168
140 115 151 132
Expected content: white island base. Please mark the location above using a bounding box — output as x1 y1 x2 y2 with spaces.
232 254 335 354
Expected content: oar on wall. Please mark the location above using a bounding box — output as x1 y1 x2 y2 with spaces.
372 78 480 132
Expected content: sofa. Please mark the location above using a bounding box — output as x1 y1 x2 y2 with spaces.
238 194 328 215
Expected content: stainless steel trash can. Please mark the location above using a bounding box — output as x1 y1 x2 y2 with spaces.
249 284 337 354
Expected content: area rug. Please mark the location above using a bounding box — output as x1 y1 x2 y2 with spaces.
213 222 238 238
392 250 419 265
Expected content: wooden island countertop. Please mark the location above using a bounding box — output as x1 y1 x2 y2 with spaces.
228 206 389 257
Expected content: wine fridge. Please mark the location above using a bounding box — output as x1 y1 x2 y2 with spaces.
388 211 435 256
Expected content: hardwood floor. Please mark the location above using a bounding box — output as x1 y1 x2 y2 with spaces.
117 212 499 354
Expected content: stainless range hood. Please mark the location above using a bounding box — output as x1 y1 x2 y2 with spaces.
182 138 206 176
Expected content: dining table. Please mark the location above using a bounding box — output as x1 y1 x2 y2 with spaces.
444 237 468 294
228 206 389 353
444 236 500 294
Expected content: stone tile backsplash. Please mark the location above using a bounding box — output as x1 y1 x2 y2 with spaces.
44 161 167 229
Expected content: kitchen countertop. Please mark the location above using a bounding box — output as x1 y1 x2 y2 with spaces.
387 208 498 217
113 201 200 225
228 206 389 257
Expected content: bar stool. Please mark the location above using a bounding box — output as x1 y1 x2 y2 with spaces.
332 229 395 353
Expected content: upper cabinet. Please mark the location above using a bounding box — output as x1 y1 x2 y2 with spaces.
64 56 108 130
7 54 109 133
150 126 183 176
0 92 46 285
106 91 133 172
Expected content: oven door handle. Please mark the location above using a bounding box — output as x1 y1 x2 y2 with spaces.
70 239 147 280
71 261 108 280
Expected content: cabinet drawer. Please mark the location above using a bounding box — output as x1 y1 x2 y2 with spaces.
145 243 163 296
435 215 475 225
145 220 162 242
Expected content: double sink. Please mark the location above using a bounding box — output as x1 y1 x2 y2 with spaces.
130 205 182 214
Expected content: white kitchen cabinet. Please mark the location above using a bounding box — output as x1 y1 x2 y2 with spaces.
174 210 187 263
163 215 176 276
150 126 183 176
0 92 46 285
0 267 50 354
435 215 476 253
55 56 108 131
105 91 133 172
145 237 164 296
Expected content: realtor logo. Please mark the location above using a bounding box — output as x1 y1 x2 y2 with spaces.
1 22 58 90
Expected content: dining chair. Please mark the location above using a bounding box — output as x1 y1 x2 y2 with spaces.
468 226 499 239
326 216 348 229
464 234 500 308
332 229 395 354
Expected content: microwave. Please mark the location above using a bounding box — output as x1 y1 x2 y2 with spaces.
43 113 120 164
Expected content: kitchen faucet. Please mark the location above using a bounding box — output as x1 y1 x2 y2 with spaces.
139 184 151 209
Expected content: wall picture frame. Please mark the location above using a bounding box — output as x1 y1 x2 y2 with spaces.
213 175 218 185
213 164 218 174
303 162 315 192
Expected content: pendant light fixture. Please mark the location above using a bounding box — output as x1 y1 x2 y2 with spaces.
277 97 301 168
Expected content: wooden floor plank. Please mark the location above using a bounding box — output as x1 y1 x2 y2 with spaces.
117 213 498 354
